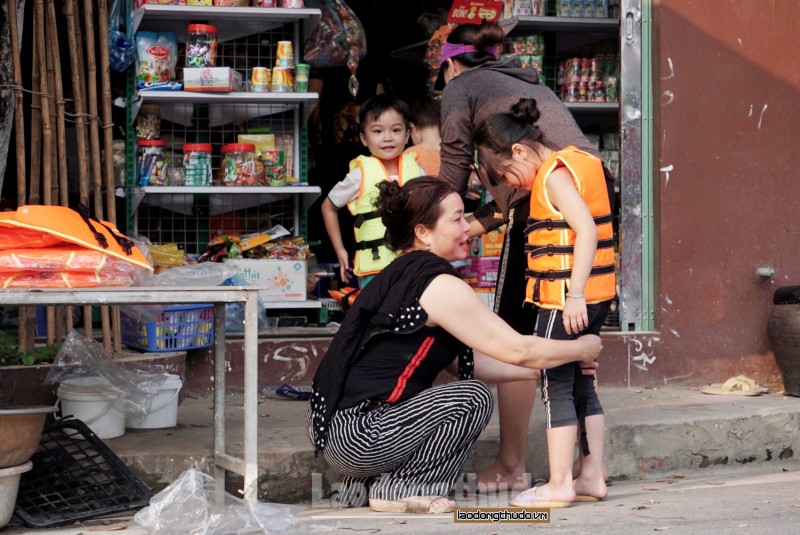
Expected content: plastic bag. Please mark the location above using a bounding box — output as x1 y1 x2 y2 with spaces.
303 0 366 96
133 468 328 535
45 330 165 419
220 276 269 333
108 0 135 72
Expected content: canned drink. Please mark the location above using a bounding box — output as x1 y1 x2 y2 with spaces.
270 67 293 93
275 41 295 68
251 66 270 92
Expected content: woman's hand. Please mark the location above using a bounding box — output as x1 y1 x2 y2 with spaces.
580 358 599 376
578 334 602 362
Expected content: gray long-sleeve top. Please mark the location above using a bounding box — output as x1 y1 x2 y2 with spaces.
438 57 600 231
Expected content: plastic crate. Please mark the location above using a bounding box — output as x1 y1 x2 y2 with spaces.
120 304 214 352
14 419 152 528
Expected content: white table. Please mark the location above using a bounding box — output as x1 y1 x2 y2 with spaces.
0 287 262 500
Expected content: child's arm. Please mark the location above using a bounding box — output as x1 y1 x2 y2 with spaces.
321 198 351 282
547 167 598 335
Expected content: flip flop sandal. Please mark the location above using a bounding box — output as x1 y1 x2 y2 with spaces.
574 495 603 502
733 375 769 394
369 496 455 514
509 487 572 508
260 384 312 401
368 498 408 513
701 376 761 396
405 495 455 514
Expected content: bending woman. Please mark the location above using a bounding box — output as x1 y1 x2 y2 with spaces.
307 177 601 514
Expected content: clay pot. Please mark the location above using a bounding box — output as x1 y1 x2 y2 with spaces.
767 286 800 397
0 406 56 468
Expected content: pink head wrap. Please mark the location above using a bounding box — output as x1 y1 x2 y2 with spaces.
439 42 498 66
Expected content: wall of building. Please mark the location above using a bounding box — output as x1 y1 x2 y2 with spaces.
603 0 800 389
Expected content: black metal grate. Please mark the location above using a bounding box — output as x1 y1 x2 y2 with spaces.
13 419 151 528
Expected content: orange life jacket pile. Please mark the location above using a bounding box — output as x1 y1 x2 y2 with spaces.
0 205 152 289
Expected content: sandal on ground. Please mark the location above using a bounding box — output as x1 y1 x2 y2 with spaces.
574 495 603 502
701 375 765 396
369 496 455 514
509 487 572 508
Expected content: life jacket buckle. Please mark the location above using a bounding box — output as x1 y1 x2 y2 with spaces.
372 247 381 261
546 244 554 256
546 219 554 231
547 270 556 282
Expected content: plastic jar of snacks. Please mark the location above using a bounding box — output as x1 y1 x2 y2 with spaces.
182 143 213 186
186 24 217 67
221 143 261 186
137 139 168 186
135 103 161 140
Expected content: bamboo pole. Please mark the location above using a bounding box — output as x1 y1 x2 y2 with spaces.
29 34 41 205
97 0 121 354
81 0 113 351
7 0 26 207
47 0 70 341
83 0 104 221
34 0 52 207
44 33 56 346
47 1 69 207
97 0 117 225
8 0 33 352
34 0 55 349
64 0 94 337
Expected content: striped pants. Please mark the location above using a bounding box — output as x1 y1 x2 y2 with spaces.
322 380 493 506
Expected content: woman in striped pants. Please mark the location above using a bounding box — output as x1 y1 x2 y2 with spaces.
308 177 602 514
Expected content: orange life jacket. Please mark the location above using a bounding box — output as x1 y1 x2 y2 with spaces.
0 205 151 270
524 147 616 309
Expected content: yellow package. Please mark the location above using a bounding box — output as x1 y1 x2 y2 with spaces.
237 134 275 159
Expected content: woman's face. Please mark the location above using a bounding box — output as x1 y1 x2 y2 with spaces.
426 192 471 262
497 143 540 191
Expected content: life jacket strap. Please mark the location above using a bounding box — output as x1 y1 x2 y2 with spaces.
524 237 616 258
353 210 380 229
78 203 109 249
524 213 613 235
354 238 385 261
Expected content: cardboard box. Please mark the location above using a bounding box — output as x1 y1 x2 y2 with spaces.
184 67 243 92
224 259 307 302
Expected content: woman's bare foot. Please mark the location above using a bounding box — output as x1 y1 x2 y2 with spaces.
572 475 608 501
476 459 530 493
572 458 610 482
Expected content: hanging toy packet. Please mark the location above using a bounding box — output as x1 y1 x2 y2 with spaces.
302 0 366 96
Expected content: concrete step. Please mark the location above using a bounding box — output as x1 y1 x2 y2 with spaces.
102 385 800 503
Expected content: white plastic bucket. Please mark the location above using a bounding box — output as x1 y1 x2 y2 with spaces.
127 373 183 430
0 461 32 529
57 377 126 439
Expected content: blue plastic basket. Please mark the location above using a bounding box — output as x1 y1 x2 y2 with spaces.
120 304 214 352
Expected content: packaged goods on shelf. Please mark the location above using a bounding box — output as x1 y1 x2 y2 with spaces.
186 24 217 68
135 32 178 89
137 139 169 186
183 67 243 92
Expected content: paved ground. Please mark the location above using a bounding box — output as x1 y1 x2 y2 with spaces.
4 462 800 534
4 384 800 532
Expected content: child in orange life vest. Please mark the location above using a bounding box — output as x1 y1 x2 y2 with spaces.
321 94 425 289
473 97 616 507
404 96 442 177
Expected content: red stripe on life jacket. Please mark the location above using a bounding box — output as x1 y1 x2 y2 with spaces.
386 336 435 403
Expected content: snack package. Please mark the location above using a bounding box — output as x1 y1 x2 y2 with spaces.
136 31 178 89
